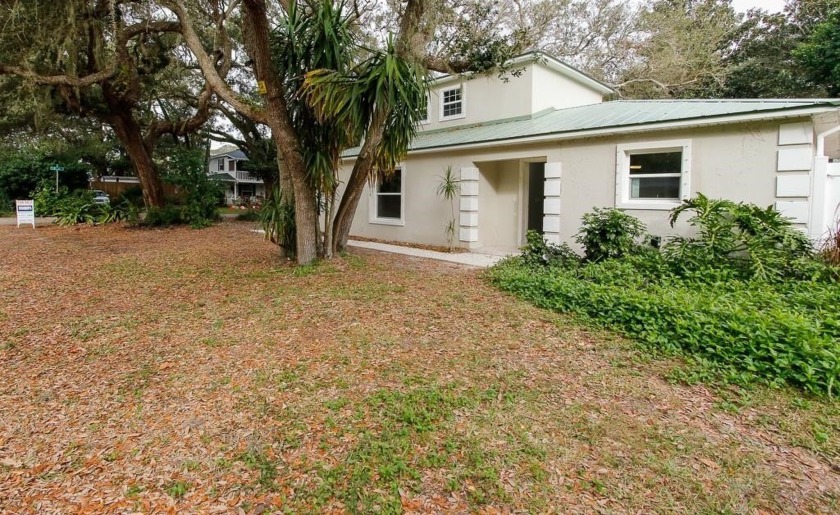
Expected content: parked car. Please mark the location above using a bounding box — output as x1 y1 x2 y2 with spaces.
92 190 110 205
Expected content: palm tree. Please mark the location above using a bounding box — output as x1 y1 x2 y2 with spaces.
303 35 429 256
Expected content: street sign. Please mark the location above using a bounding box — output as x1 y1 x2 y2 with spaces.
16 199 35 228
50 164 64 193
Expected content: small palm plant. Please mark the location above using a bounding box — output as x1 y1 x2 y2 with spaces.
435 166 461 252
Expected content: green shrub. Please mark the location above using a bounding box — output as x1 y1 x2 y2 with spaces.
521 229 580 268
236 209 261 222
143 205 185 227
161 147 222 228
260 185 296 256
488 258 840 396
665 194 815 282
575 207 647 262
488 200 840 397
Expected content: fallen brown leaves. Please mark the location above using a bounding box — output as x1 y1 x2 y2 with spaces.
0 222 838 513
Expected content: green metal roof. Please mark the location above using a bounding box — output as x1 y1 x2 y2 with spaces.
344 99 840 157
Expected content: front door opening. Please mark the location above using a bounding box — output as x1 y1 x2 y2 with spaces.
527 162 546 234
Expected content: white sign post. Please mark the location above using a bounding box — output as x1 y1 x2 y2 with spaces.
16 200 35 228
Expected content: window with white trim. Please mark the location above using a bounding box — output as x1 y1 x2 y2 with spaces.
217 158 225 171
440 85 464 120
371 168 404 224
616 140 691 210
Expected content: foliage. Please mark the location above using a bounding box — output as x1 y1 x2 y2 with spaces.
664 194 816 282
822 217 840 266
161 147 222 228
493 200 840 397
143 205 186 228
795 8 840 96
488 257 840 397
260 185 296 257
37 187 133 226
521 230 581 269
575 207 647 262
435 166 461 251
236 209 261 222
0 144 90 205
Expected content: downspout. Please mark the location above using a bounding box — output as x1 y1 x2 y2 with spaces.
810 123 840 240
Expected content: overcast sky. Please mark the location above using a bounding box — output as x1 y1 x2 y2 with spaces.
730 0 787 13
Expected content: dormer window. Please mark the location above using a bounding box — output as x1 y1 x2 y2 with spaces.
440 85 465 120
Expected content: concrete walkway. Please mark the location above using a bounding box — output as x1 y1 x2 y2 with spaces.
348 239 511 268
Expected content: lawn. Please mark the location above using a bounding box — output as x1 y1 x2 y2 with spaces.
0 222 838 513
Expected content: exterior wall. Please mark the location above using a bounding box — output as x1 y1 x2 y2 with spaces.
476 160 520 249
423 68 534 131
553 121 788 244
531 65 603 111
341 117 827 251
421 62 606 132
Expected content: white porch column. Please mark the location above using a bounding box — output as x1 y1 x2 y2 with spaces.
543 162 562 244
459 166 480 244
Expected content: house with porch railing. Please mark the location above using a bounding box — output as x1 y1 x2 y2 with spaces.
208 145 265 205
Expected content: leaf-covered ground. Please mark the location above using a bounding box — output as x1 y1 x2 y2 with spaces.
1 222 838 513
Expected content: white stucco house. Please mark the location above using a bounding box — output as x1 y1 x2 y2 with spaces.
339 52 840 254
209 145 266 204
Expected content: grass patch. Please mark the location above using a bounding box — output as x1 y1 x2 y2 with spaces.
301 384 512 511
165 480 190 499
238 447 278 490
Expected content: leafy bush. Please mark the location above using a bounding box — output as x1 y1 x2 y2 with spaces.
488 200 840 397
260 185 296 256
161 147 222 228
521 230 580 268
236 209 261 222
53 193 99 226
143 205 186 227
44 189 135 226
488 258 840 397
575 207 647 262
664 194 815 282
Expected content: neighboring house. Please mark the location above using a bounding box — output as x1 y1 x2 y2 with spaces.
339 52 840 254
209 145 265 204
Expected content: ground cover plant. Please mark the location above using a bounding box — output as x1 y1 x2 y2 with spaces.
1 222 838 512
489 196 840 397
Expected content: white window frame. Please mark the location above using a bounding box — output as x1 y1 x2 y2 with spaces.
439 84 466 121
369 165 405 226
615 139 692 210
217 158 225 171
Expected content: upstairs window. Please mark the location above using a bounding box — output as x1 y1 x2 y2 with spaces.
371 168 404 225
440 85 464 120
217 158 225 171
615 140 691 210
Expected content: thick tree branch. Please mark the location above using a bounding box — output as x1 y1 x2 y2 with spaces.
163 0 269 125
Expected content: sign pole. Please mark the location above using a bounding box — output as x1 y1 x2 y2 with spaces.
50 164 64 194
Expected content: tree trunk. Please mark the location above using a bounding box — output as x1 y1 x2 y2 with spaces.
110 112 165 208
332 110 389 254
242 0 319 264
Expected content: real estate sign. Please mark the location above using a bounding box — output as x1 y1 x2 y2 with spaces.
16 199 35 228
